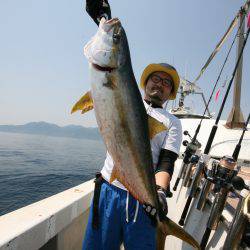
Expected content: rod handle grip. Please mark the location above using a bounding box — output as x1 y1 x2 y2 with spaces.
204 125 218 154
173 178 180 191
200 227 212 249
232 144 241 161
178 196 192 226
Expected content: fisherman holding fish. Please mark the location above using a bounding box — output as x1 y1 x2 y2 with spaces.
72 1 199 249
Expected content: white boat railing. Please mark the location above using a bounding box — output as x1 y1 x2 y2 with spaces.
0 179 94 250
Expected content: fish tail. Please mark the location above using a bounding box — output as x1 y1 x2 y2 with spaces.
157 217 200 250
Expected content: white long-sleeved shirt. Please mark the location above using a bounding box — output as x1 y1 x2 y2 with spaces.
101 100 182 190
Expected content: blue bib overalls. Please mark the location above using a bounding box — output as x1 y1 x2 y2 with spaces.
83 180 156 250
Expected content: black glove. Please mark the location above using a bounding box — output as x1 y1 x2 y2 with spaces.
157 187 168 214
143 203 157 218
143 203 157 226
143 186 168 219
86 0 112 25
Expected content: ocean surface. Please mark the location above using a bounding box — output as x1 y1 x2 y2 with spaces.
0 132 106 216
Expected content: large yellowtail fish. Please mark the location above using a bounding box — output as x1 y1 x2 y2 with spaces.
72 18 200 249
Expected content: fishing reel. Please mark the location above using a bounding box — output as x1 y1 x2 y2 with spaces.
182 154 200 188
200 156 245 248
182 130 201 151
205 156 237 193
181 131 201 174
178 154 210 226
200 162 250 249
224 180 250 249
173 130 201 191
197 156 248 211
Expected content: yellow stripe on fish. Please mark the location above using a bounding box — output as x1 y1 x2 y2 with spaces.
71 91 168 139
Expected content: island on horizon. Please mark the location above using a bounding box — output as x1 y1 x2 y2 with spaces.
0 121 101 141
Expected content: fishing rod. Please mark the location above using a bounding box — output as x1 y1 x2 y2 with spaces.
203 13 250 155
178 153 209 226
223 184 250 249
178 24 241 192
178 12 250 227
196 112 250 211
202 176 249 249
180 14 248 198
232 113 250 160
199 156 239 249
200 175 250 249
173 8 244 192
199 115 250 248
182 154 200 188
173 132 201 191
192 2 250 145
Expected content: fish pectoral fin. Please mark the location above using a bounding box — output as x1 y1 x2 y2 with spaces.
157 217 200 250
148 115 168 140
110 165 124 184
110 166 118 183
71 91 94 114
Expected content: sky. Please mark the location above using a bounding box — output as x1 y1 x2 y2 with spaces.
0 0 249 127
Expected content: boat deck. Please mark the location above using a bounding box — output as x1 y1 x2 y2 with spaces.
0 119 249 249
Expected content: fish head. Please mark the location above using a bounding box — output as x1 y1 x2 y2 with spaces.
84 18 129 69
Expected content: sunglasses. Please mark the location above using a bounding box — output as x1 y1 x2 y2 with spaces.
150 74 173 88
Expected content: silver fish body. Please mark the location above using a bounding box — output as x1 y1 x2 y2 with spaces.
83 17 200 249
89 38 158 207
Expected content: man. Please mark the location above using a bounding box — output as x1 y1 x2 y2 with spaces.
83 63 182 249
141 63 182 195
83 2 182 249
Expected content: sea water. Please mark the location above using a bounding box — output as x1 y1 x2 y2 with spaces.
0 132 105 216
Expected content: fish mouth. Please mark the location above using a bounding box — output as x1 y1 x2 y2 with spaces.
106 17 120 25
100 17 121 33
104 18 121 29
92 63 116 73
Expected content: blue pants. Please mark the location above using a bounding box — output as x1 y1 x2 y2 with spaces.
82 181 156 250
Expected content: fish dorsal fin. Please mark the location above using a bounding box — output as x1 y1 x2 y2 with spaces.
148 115 168 139
71 91 93 114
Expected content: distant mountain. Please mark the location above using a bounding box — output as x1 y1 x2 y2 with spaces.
0 122 101 141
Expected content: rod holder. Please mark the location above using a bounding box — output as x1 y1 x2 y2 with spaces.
196 179 212 211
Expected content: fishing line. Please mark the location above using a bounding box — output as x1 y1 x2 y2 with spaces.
173 13 243 191
204 15 250 154
177 11 250 225
191 16 245 143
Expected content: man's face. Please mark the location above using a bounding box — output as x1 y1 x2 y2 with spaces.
144 71 173 105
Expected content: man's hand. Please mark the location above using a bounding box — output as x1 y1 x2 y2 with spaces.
157 187 168 214
142 203 157 226
86 0 112 25
143 186 168 220
143 203 157 218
